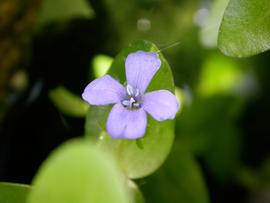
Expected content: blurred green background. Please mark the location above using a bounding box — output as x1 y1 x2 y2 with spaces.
0 0 269 203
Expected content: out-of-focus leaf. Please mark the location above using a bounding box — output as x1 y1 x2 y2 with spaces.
202 123 241 181
259 158 270 187
85 40 176 179
27 139 131 203
49 86 88 117
92 55 113 78
197 53 244 97
128 180 145 203
37 0 94 27
237 159 270 192
0 0 40 104
175 87 185 114
176 94 244 181
200 0 229 47
0 182 30 203
141 142 209 203
218 0 270 57
237 166 260 191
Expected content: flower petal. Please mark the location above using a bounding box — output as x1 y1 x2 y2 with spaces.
82 75 126 105
106 103 147 139
125 51 161 93
142 90 179 121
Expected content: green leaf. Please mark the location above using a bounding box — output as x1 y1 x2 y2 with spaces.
85 40 176 179
27 139 131 203
197 53 244 97
128 180 145 203
37 0 94 27
48 86 89 117
175 87 185 114
259 158 270 187
200 0 230 48
202 124 241 181
236 166 260 191
218 0 270 57
141 142 209 203
0 182 30 203
92 55 113 78
176 94 244 181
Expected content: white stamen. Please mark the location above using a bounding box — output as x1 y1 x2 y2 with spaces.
122 100 130 106
130 97 135 103
127 84 134 96
122 84 141 109
133 103 140 108
135 89 140 97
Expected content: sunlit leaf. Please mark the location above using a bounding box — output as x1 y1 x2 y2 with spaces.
92 55 113 78
85 40 176 179
218 0 270 57
27 139 131 203
175 86 185 114
49 86 88 117
141 142 209 203
0 182 30 203
197 53 244 97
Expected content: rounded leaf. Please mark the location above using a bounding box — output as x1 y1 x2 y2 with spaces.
49 86 88 117
141 142 209 203
85 40 176 179
218 0 270 57
0 182 30 203
27 139 131 203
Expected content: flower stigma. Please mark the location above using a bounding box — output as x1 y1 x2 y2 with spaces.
121 84 141 110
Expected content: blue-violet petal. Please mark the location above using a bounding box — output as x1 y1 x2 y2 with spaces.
82 75 126 106
125 51 161 93
142 90 179 121
106 103 147 139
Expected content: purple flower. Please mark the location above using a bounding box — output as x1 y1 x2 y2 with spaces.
82 51 179 139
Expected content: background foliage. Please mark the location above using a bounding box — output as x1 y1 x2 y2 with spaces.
0 0 269 203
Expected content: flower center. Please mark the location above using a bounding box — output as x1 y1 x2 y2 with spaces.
121 84 141 110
